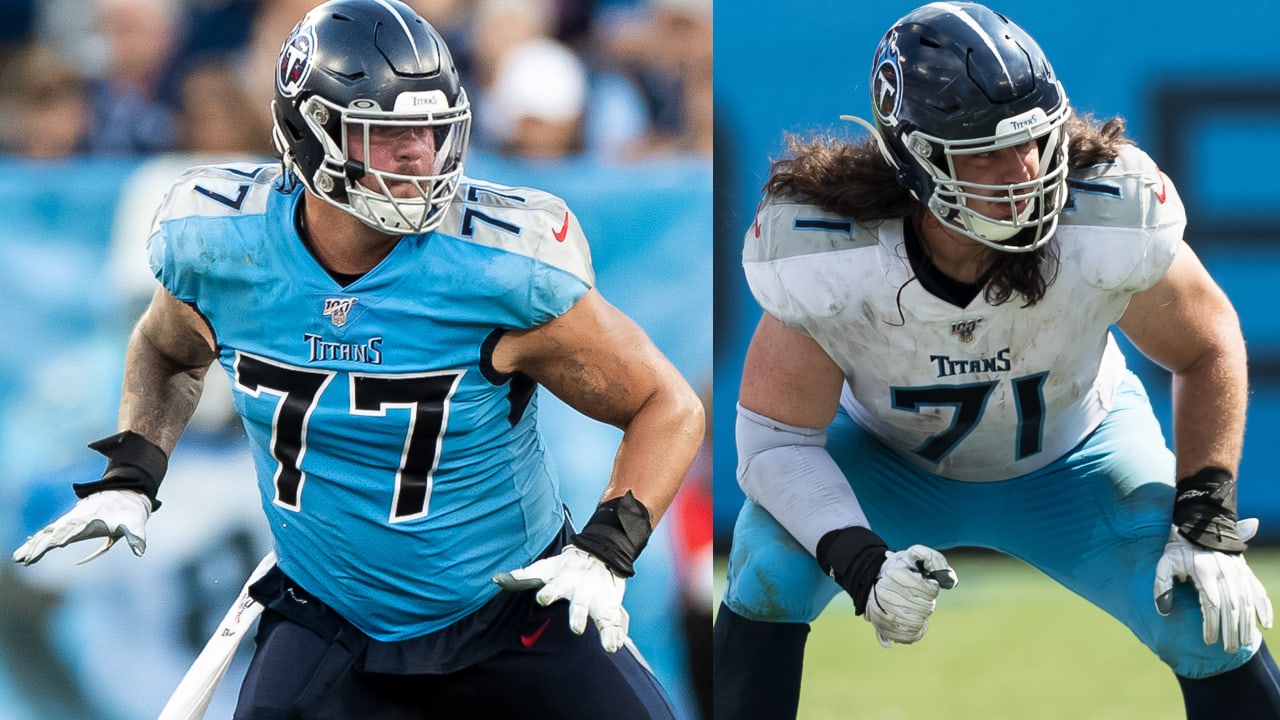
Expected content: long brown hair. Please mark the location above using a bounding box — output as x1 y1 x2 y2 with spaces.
763 114 1132 306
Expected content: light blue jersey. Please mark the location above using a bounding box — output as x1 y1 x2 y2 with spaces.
149 162 594 641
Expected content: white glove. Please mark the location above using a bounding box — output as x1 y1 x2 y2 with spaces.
493 545 629 653
12 490 152 566
1154 522 1272 653
866 545 958 648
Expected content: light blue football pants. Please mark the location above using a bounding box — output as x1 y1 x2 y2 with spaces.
722 372 1259 679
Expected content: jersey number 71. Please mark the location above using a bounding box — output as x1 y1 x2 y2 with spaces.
890 372 1048 462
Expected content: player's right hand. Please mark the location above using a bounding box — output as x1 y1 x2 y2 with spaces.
865 545 958 648
493 545 630 653
12 489 152 566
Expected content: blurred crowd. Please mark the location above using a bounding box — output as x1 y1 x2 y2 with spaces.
0 0 712 161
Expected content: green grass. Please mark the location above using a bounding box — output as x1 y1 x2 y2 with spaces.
714 549 1280 719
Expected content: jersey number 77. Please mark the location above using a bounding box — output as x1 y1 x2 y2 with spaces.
233 351 463 523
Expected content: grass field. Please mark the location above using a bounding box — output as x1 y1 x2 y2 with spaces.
714 548 1280 720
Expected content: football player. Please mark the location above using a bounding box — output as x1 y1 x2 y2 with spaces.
12 1 704 717
713 3 1279 718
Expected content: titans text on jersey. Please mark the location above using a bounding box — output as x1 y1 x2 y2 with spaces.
303 333 383 363
930 347 1012 377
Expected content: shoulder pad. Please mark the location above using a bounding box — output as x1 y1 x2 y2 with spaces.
743 194 891 330
154 163 282 227
1064 145 1185 231
438 177 593 286
744 194 879 265
1057 146 1182 292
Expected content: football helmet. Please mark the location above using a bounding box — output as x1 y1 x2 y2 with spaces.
868 2 1069 252
271 0 471 235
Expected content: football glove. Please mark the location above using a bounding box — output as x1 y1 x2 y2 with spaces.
12 489 152 566
494 493 652 654
1154 521 1273 653
494 545 629 653
816 526 957 648
866 545 959 648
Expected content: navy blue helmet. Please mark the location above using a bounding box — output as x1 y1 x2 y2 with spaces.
271 0 471 235
869 2 1070 252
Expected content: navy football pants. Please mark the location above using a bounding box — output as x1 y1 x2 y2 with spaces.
233 596 674 719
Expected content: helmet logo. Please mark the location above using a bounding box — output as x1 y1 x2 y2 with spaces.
871 31 903 126
278 21 317 98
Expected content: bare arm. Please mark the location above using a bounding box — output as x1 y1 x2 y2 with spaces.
739 311 846 428
1125 243 1272 653
1117 241 1246 479
120 285 220 454
492 288 704 524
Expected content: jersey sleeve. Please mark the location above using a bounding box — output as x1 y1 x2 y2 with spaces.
445 179 595 329
742 193 876 334
146 211 182 301
742 195 797 327
147 163 279 304
147 170 200 303
1064 145 1184 293
527 199 595 326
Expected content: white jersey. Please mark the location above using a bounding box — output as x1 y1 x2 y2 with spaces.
744 145 1184 481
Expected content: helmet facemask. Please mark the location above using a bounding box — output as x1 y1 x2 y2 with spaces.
909 103 1070 253
276 89 471 235
269 0 472 237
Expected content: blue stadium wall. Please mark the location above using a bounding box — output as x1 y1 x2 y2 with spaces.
714 0 1280 545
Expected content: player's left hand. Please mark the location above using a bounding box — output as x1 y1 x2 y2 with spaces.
1154 522 1273 653
494 545 629 653
12 489 152 566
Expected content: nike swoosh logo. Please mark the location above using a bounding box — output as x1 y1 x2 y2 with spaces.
552 212 570 242
521 618 551 648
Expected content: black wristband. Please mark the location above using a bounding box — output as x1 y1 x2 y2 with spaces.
72 430 168 511
570 491 653 578
1173 466 1246 553
815 526 889 615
